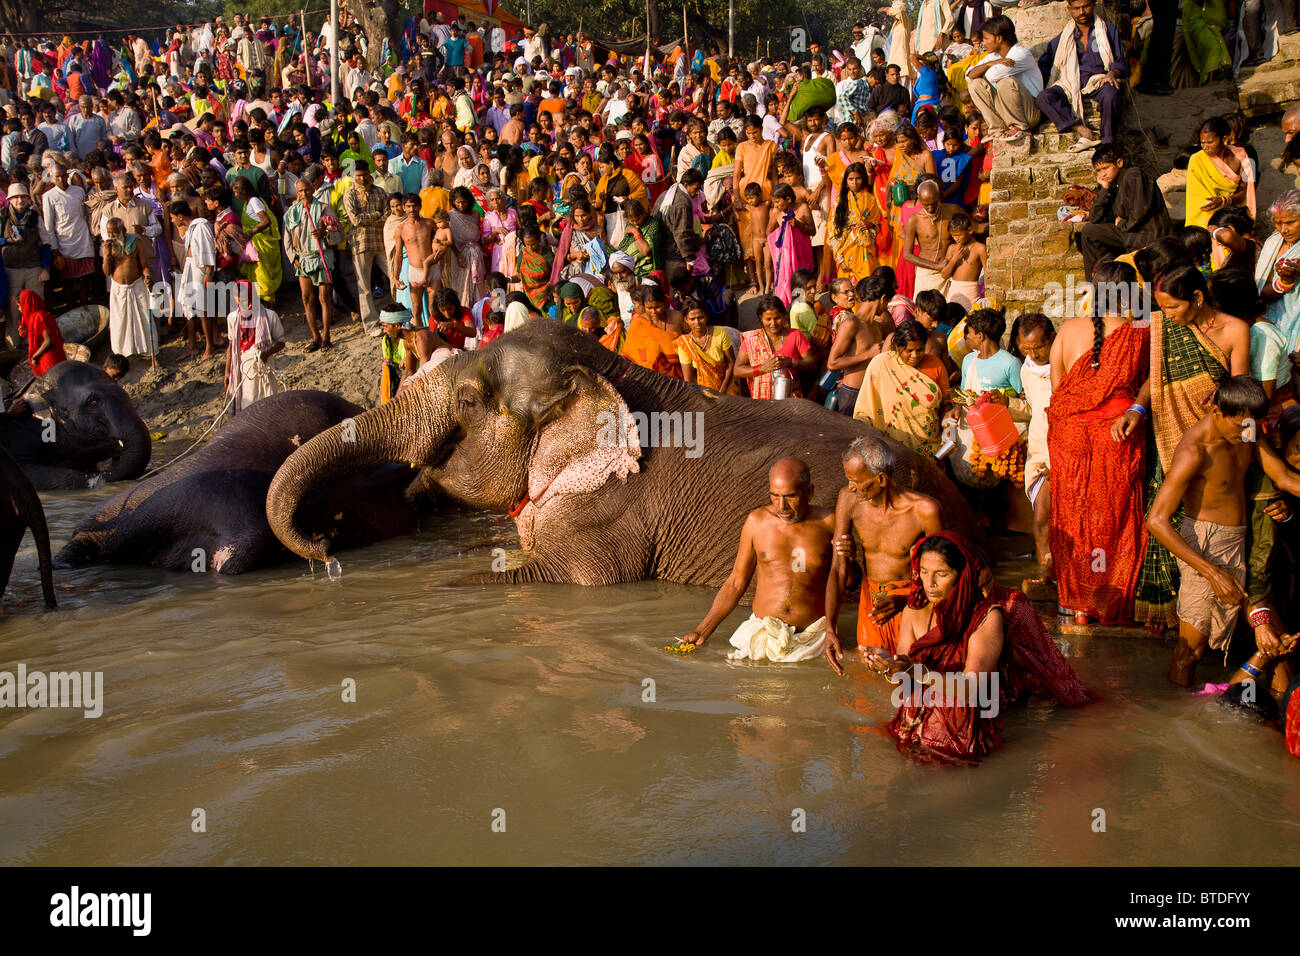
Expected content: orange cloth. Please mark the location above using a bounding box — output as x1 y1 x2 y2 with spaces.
857 579 911 654
622 315 682 378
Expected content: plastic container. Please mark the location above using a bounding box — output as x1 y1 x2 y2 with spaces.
967 393 1018 457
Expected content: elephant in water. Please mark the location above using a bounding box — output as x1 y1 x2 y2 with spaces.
268 322 980 585
60 390 435 574
0 445 56 608
0 361 152 490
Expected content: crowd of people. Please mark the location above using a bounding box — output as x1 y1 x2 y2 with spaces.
0 1 1297 762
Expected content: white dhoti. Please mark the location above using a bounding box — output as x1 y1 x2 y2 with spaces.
727 614 827 662
109 276 155 357
913 266 950 297
235 347 281 412
947 279 980 309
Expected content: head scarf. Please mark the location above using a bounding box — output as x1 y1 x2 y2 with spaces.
503 300 530 332
907 531 989 647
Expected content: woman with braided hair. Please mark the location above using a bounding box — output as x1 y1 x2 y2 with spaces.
1046 260 1152 625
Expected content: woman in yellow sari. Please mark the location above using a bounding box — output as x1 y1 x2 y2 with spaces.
732 115 778 257
230 175 282 302
675 297 738 393
827 163 886 283
853 319 950 453
1185 117 1247 229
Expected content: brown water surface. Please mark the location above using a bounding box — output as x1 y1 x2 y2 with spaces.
2 480 1298 865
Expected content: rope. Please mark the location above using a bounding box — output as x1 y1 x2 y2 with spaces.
138 390 235 480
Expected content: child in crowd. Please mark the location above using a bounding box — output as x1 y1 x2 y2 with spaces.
911 288 956 375
936 132 973 205
942 26 974 70
941 212 986 308
743 181 773 294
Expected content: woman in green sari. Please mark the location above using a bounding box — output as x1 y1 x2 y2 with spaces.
1182 0 1232 86
231 175 282 302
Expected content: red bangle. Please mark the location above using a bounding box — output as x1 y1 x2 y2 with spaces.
1249 607 1273 629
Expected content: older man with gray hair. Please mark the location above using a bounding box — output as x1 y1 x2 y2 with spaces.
825 433 944 665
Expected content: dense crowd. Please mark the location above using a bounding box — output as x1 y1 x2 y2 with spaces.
0 0 1298 761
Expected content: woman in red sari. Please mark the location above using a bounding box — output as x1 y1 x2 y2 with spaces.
865 532 1095 763
1047 260 1151 625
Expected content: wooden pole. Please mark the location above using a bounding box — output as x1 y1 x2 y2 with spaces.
645 0 652 75
300 10 312 87
728 0 734 58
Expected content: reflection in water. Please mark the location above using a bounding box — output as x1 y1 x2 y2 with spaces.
0 486 1297 865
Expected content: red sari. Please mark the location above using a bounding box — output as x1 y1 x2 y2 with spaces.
889 532 1095 763
1047 323 1151 624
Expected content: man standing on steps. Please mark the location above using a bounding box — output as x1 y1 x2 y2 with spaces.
1035 0 1127 151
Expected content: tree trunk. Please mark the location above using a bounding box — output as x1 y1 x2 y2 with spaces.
0 0 41 34
345 0 406 70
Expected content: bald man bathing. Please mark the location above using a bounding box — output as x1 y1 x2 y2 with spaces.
679 458 841 672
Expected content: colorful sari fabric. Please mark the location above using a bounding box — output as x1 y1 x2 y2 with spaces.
1136 309 1229 626
519 246 552 310
1184 150 1240 229
623 315 683 378
989 585 1098 708
740 328 811 399
890 532 1005 763
1182 0 1231 85
239 204 282 301
1254 232 1300 350
675 327 737 392
828 188 886 284
767 211 813 308
853 350 948 453
884 147 925 269
1047 322 1150 624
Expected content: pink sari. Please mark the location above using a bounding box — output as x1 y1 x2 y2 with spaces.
767 211 813 308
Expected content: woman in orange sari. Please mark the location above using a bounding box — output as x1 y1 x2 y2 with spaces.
827 163 888 284
883 122 935 271
732 115 778 261
623 285 685 378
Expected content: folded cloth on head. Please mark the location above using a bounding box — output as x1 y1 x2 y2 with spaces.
727 614 827 662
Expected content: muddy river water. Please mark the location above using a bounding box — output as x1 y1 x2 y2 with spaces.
2 480 1298 865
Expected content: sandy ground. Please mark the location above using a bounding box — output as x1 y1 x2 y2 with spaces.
120 301 382 439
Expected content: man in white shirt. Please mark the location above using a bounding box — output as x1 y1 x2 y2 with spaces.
851 21 883 64
41 163 95 308
964 14 1041 142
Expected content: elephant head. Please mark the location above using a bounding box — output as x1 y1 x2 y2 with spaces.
36 361 151 482
268 323 643 562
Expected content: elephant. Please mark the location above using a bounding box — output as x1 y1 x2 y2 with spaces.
267 322 981 586
1 361 152 490
0 445 56 608
59 390 435 575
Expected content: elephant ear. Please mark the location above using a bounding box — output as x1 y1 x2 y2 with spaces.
526 365 642 510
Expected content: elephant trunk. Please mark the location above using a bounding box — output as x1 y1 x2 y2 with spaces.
267 382 450 562
104 406 152 482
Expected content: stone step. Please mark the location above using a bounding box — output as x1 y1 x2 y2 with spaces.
1238 60 1300 116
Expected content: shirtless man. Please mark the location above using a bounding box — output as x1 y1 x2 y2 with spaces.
1148 376 1300 686
827 275 885 415
901 179 965 297
680 458 839 670
826 435 943 664
392 193 435 328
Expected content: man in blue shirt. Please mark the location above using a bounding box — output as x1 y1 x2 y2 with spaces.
67 94 108 159
390 133 429 194
1034 0 1126 148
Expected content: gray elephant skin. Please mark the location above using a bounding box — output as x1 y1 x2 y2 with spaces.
60 390 433 574
0 445 56 608
267 322 980 585
1 361 151 490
